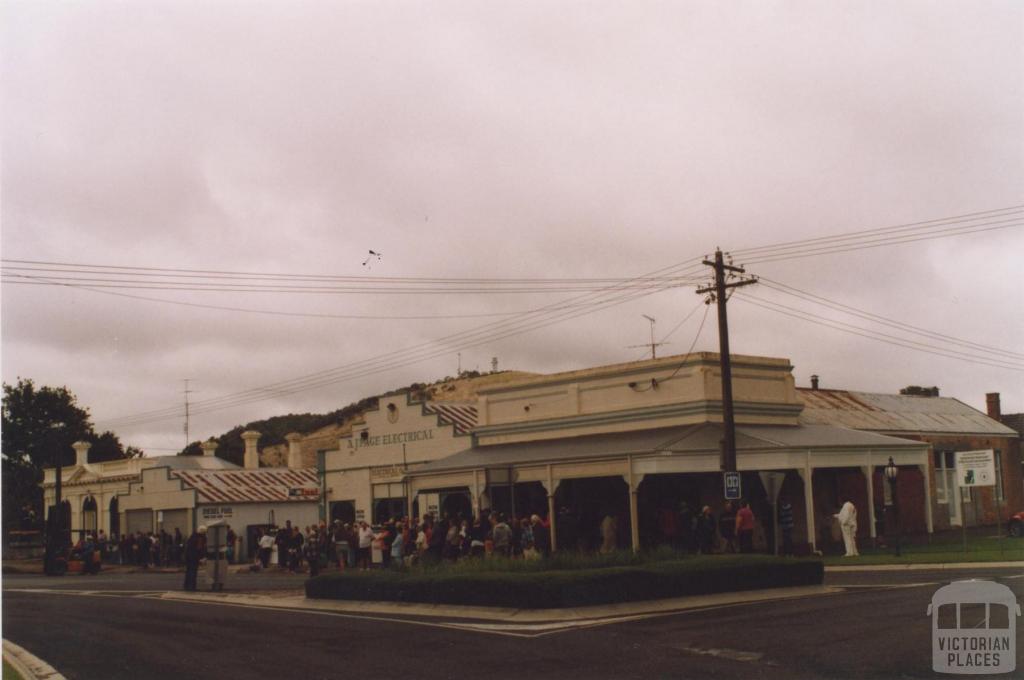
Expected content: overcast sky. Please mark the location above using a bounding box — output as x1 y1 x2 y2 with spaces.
3 1 1022 455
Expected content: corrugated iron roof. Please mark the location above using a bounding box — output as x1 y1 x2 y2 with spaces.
172 468 319 504
797 388 1016 436
424 402 477 435
411 422 925 474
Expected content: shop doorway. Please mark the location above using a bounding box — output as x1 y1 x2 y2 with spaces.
109 497 120 538
82 496 98 535
330 501 356 525
554 477 630 552
440 491 472 521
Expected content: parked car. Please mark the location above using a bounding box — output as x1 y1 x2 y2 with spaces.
1010 511 1024 538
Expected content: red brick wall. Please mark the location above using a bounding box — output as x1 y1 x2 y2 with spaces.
889 433 1021 528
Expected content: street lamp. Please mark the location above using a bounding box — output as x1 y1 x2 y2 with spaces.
44 422 68 575
884 457 901 557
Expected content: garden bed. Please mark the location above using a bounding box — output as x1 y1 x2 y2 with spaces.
305 554 824 608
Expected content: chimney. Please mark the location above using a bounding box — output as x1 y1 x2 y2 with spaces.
73 441 91 466
986 392 1002 420
200 438 218 458
285 432 303 469
241 430 261 469
810 375 820 390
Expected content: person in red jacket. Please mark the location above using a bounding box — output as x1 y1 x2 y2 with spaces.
735 501 755 553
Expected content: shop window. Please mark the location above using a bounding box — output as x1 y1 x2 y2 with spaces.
933 450 956 505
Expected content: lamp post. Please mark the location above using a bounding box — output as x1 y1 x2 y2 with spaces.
884 457 901 557
44 422 68 576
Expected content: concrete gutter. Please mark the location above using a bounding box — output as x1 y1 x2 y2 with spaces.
3 639 66 680
162 584 839 624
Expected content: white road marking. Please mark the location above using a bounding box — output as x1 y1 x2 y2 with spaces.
672 645 773 664
2 585 867 639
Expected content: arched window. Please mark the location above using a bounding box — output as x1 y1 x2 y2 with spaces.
82 496 98 535
109 497 120 538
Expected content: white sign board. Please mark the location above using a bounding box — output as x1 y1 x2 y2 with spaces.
955 450 996 488
723 472 742 500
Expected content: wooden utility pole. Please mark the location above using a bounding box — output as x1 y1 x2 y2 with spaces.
696 249 757 473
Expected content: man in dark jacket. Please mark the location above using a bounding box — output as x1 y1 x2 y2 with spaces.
531 515 550 557
183 526 207 591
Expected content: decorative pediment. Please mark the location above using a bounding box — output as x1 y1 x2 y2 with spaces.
65 464 102 484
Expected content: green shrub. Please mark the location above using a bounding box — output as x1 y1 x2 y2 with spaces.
305 555 824 608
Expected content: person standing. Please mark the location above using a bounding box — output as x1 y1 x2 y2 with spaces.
600 512 618 554
696 506 716 554
258 528 275 569
778 498 795 556
183 526 207 591
735 501 755 553
835 500 859 557
276 521 292 569
357 521 374 570
531 514 550 558
556 506 578 553
491 514 512 558
718 502 737 553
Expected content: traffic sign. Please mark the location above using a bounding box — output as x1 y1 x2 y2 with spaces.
723 471 742 500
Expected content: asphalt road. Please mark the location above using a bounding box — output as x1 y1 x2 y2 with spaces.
4 568 1022 680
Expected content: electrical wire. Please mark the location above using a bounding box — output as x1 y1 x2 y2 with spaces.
632 304 712 391
79 204 1023 428
97 258 709 427
732 205 1024 257
733 292 1024 372
757 277 1024 361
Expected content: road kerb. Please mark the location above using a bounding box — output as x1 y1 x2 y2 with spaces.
161 584 840 624
3 639 66 680
826 561 1023 572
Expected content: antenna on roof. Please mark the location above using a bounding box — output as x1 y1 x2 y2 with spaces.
627 315 668 359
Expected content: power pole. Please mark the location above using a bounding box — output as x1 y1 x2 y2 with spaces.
696 249 757 474
183 379 193 448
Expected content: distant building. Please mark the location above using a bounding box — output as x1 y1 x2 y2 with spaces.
799 384 1022 530
43 434 318 560
42 440 237 541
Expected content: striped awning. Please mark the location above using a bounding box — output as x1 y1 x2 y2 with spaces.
173 468 319 504
425 402 477 435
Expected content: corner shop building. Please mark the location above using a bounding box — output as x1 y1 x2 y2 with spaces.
404 353 936 553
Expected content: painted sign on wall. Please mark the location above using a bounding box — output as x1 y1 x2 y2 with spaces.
201 506 234 520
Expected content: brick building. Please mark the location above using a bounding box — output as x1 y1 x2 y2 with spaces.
798 385 1022 533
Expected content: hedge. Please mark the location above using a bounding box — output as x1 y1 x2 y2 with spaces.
305 556 824 608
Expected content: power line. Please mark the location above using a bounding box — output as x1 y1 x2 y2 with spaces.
97 258 709 427
732 205 1024 257
734 293 1024 372
757 277 1024 361
91 204 1023 429
101 270 703 427
740 218 1024 265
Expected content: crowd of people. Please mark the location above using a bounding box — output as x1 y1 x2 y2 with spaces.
110 526 237 567
249 498 810 575
252 511 554 575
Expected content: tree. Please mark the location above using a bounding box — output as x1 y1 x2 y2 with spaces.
2 379 139 532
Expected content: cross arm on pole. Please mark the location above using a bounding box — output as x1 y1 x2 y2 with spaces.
696 276 758 295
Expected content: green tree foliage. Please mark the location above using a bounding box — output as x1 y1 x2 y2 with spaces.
2 379 140 531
